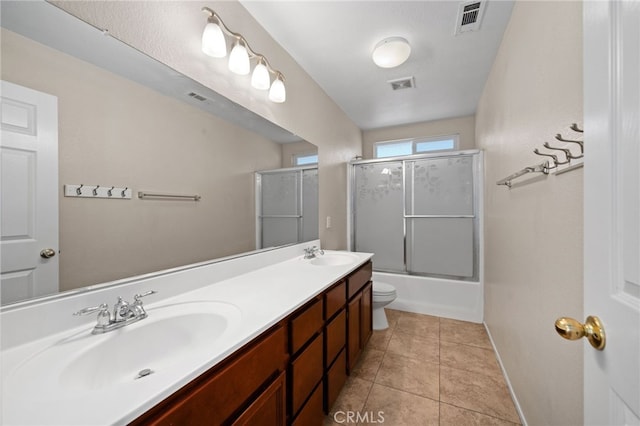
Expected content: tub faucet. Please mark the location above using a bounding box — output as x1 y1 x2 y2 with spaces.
303 246 325 259
74 290 157 334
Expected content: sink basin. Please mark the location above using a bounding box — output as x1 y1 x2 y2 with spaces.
7 300 241 391
309 253 359 266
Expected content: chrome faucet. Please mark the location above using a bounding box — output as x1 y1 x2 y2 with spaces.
303 245 325 259
74 291 156 334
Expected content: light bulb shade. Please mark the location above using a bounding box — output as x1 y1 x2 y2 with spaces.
228 41 250 75
269 77 286 103
202 21 227 58
251 61 271 90
372 37 411 68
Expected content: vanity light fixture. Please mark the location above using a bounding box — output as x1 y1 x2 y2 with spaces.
372 37 411 68
228 37 250 75
269 72 286 103
201 7 286 103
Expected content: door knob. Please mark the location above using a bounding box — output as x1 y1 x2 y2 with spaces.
555 315 606 350
40 248 56 259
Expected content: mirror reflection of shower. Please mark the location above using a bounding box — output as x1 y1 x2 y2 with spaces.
255 166 319 249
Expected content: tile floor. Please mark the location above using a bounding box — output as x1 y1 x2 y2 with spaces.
324 309 521 426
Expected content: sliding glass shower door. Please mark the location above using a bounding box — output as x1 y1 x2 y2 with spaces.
256 167 318 249
352 151 480 281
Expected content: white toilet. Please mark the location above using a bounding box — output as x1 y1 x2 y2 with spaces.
372 281 397 330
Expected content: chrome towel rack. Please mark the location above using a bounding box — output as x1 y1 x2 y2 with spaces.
497 123 583 188
137 192 201 201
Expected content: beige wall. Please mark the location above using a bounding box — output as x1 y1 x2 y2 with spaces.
2 29 283 290
52 0 363 251
281 141 317 168
475 2 583 425
362 115 475 159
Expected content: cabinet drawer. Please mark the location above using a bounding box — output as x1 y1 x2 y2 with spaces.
290 332 324 416
290 297 323 355
132 326 287 426
325 280 346 320
325 309 346 367
347 261 372 299
292 381 323 426
232 371 286 426
326 349 347 412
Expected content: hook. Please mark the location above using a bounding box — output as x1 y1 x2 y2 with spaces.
555 134 584 155
121 187 128 198
542 143 572 164
533 149 559 168
107 186 115 197
92 185 100 196
570 123 583 133
76 184 84 196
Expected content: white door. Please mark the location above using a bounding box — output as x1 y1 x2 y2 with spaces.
583 1 640 424
1 81 59 304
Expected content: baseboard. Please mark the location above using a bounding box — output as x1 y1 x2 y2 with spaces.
483 321 528 426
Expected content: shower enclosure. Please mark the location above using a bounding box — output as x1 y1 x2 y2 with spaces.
255 166 318 249
350 150 482 281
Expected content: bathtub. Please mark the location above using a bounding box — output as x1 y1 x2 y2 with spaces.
375 272 483 323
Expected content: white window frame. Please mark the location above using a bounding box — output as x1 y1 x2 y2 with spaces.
292 152 318 166
374 134 460 158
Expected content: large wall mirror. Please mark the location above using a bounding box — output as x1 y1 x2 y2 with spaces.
0 1 318 306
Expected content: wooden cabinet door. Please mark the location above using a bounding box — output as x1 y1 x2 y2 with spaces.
131 326 287 426
360 282 372 348
347 292 362 372
233 372 286 426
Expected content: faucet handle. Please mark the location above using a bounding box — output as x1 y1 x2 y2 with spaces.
73 303 108 316
131 290 156 318
134 290 157 302
73 303 111 327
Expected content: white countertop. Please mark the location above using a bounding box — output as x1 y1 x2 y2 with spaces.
0 248 372 426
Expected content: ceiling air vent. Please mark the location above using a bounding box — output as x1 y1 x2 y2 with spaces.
188 92 207 102
388 77 415 91
455 1 486 35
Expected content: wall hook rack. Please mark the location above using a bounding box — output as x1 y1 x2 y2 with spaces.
64 184 132 199
497 123 584 188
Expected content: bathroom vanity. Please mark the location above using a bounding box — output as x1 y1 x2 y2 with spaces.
0 242 372 425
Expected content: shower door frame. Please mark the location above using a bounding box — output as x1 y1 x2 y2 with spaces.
255 165 318 250
348 149 483 282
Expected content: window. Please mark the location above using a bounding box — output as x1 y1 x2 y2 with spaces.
293 153 318 166
374 135 459 158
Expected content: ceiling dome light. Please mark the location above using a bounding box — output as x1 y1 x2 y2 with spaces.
372 37 411 68
251 57 271 90
268 73 286 103
228 38 250 75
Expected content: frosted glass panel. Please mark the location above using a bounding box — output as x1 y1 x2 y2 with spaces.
407 156 474 215
354 162 404 272
302 169 319 241
261 172 299 215
262 217 299 248
407 218 474 277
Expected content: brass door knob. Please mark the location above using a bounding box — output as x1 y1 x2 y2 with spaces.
555 315 606 350
40 248 56 259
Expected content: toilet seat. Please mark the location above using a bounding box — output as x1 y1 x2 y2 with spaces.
373 282 396 296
